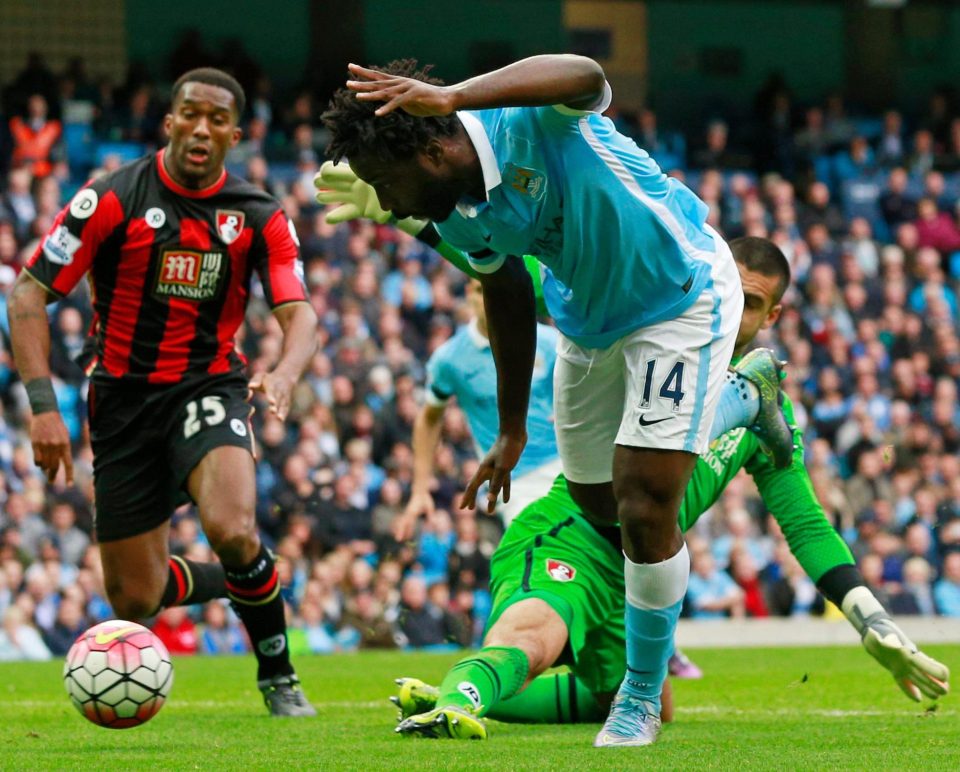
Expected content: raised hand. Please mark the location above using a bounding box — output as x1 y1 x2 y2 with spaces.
347 63 457 118
314 161 392 224
461 432 527 515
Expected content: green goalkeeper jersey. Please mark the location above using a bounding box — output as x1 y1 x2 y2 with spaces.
677 390 854 581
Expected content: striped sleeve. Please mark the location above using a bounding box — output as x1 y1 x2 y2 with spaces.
25 181 124 297
254 208 307 308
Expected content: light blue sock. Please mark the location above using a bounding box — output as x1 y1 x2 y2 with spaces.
621 599 683 712
619 543 689 714
709 371 760 441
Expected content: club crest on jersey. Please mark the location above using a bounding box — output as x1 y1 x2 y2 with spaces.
216 210 245 245
155 249 225 301
546 559 576 582
506 163 547 201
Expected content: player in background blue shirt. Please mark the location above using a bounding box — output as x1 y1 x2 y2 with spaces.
323 56 786 748
395 279 561 541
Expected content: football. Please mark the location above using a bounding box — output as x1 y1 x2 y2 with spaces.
62 620 174 729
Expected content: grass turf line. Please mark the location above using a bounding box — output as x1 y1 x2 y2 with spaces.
1 645 957 770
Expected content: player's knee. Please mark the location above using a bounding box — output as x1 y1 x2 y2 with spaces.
485 620 560 676
205 518 259 565
615 475 683 524
105 578 161 620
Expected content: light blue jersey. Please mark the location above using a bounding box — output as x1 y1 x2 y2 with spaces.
435 93 721 349
426 320 558 477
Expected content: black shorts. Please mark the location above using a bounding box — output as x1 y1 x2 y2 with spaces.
90 373 254 542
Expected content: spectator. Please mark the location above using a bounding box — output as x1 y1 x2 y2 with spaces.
42 595 87 655
934 552 960 617
0 605 51 660
47 501 89 567
199 601 247 655
8 94 62 178
764 541 820 617
686 547 744 620
340 589 397 649
880 168 917 231
151 607 198 655
292 599 337 654
915 197 960 255
396 575 461 648
729 547 769 618
900 557 936 616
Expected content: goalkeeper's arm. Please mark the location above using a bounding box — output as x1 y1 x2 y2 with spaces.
748 417 949 702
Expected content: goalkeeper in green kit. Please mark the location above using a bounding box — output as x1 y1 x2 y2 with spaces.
313 165 950 741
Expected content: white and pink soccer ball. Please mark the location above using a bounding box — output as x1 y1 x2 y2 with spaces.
63 620 173 729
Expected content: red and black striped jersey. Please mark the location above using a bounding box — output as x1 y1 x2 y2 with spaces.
26 150 307 385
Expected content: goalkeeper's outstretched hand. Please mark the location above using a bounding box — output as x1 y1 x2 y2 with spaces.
313 162 427 235
861 615 950 702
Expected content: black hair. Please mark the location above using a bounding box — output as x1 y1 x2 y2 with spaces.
729 236 791 303
171 67 246 118
322 59 460 163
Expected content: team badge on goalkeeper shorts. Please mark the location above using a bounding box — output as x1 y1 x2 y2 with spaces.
546 559 576 582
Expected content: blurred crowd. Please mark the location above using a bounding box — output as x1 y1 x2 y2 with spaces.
1 50 959 660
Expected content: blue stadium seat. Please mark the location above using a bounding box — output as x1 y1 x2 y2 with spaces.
63 123 94 175
853 118 883 142
813 155 833 188
93 142 149 167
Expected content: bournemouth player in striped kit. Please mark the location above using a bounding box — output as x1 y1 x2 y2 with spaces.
9 68 317 716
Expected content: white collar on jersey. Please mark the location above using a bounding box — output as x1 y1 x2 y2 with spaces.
466 318 490 350
457 111 501 203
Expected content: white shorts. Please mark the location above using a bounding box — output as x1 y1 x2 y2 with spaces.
499 457 564 526
554 233 743 484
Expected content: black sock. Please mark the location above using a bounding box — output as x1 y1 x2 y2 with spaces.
223 545 292 681
159 556 227 609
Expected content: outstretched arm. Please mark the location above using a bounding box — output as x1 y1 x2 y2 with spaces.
347 55 606 117
462 257 536 514
747 408 950 702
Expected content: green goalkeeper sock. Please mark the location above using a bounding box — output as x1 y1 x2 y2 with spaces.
435 646 529 716
487 673 606 724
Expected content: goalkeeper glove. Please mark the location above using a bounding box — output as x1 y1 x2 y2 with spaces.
313 161 427 236
842 586 950 702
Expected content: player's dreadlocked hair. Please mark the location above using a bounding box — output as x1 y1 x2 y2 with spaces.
322 59 461 163
172 67 246 118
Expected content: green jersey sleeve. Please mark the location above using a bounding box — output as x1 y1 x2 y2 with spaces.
678 392 855 584
413 224 547 315
743 394 855 583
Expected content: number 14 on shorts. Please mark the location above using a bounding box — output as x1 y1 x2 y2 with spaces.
640 358 686 412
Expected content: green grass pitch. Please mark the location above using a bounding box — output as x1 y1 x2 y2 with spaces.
2 644 958 770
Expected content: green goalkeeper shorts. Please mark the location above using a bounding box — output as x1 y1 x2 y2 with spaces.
486 476 627 696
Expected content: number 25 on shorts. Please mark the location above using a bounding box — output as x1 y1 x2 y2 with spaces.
183 396 226 438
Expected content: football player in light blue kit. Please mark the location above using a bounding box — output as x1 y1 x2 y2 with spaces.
323 55 745 747
396 278 561 539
